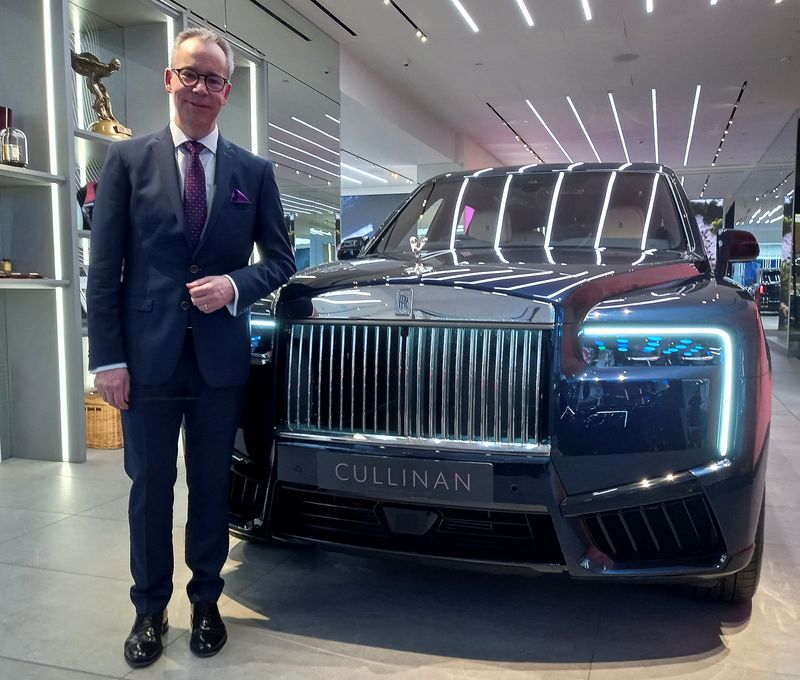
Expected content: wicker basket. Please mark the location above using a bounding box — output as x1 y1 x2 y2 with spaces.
84 391 124 449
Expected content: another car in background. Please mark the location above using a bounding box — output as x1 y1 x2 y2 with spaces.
749 268 781 313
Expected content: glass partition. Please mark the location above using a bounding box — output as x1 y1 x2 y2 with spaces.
267 65 340 269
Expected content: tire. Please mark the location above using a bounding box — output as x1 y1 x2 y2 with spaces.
691 494 764 603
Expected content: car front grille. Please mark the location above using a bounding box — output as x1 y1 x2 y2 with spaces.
285 323 546 447
273 486 565 565
582 495 725 562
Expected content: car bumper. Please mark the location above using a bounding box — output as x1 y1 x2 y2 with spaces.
234 434 766 582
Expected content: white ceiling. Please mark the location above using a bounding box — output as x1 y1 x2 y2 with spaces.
283 0 800 204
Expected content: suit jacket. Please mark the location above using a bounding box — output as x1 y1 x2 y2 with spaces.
87 127 296 387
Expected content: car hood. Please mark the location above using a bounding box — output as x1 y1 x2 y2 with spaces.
279 247 708 324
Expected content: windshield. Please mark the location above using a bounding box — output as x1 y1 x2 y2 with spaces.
373 171 688 255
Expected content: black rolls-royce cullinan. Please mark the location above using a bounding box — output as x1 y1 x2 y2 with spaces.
230 163 771 602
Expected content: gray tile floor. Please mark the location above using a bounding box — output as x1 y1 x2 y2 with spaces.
1 332 798 679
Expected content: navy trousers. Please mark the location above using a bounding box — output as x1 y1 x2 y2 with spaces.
121 331 245 613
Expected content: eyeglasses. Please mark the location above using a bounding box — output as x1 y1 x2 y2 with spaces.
170 67 228 93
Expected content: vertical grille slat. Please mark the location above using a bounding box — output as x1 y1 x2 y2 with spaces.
286 322 546 447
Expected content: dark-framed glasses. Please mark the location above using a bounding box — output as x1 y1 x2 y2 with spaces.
170 67 228 93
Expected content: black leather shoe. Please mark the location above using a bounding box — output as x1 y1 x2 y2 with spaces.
124 611 168 668
190 601 227 657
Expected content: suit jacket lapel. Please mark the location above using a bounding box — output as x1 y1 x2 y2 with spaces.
150 128 185 241
198 135 235 252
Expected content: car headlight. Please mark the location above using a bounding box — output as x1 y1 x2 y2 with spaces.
578 326 734 457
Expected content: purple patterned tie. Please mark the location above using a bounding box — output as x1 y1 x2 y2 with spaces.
182 140 206 249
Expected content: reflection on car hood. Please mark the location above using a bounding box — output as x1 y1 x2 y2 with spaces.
280 247 707 323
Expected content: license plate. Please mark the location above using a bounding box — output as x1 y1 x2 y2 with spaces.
317 452 494 503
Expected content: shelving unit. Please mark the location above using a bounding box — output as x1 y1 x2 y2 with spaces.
0 279 70 289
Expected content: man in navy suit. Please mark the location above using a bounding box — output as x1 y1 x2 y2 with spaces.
87 27 295 668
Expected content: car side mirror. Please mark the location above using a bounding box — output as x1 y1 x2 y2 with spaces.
715 229 759 281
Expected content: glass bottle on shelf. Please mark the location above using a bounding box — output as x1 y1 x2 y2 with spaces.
0 106 29 168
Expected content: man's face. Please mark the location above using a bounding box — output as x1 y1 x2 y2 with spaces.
165 37 231 138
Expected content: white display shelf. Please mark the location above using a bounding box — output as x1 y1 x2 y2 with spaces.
0 165 65 188
0 278 69 289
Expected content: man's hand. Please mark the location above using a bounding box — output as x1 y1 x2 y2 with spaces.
187 275 234 313
95 367 130 411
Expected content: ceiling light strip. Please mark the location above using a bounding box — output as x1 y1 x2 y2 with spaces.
580 0 592 21
282 193 340 211
292 115 340 142
699 173 710 198
486 102 544 161
683 84 701 166
711 80 747 167
272 161 333 186
566 96 601 162
308 0 357 36
270 149 352 180
269 136 340 167
525 99 572 162
383 0 429 41
651 88 659 163
340 162 389 183
607 93 630 163
340 147 416 184
514 0 535 27
449 0 480 32
646 0 654 13
269 122 339 156
325 113 340 124
758 171 793 199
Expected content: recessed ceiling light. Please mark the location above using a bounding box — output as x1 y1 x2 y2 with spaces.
683 85 701 166
525 98 573 162
580 0 592 21
514 0 535 27
710 0 718 5
449 0 479 32
566 95 601 162
646 0 654 13
608 93 630 163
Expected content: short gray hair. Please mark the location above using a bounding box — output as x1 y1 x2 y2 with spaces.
172 28 235 78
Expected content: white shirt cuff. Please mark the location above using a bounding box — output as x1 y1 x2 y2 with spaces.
91 363 127 374
224 274 239 316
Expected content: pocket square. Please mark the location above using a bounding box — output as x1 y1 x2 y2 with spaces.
230 188 251 204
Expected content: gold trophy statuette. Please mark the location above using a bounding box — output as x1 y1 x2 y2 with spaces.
70 50 132 139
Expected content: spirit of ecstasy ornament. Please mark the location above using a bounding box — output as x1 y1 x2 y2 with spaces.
404 236 433 275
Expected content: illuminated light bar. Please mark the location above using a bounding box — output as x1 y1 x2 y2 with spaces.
514 0 535 27
710 0 718 4
325 113 340 124
340 162 389 183
646 0 654 13
471 167 494 177
269 136 339 167
494 175 514 249
449 0 479 32
269 122 339 156
566 96 601 162
608 93 630 163
683 85 701 166
641 175 660 250
450 178 470 249
291 115 340 141
580 0 592 21
251 319 277 328
651 88 659 163
580 326 734 457
525 99 573 162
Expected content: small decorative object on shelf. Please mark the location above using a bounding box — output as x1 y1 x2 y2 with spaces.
70 50 132 139
1 258 11 273
76 181 97 230
0 271 44 279
0 106 29 167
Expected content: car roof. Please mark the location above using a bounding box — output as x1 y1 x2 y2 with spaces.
428 162 679 183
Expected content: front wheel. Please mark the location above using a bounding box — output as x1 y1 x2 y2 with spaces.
692 494 764 603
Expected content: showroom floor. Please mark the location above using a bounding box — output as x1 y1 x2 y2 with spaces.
0 336 798 679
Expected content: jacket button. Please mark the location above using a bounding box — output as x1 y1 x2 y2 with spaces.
180 300 190 310
189 264 199 274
